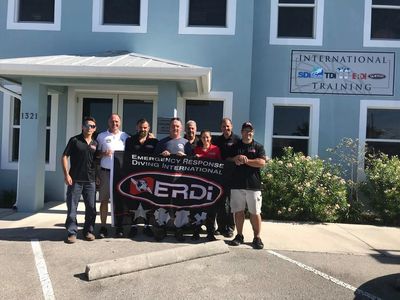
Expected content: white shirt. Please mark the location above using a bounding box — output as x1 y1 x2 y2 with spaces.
96 130 129 169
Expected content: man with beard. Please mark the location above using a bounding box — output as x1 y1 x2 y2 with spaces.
124 118 158 237
184 120 200 150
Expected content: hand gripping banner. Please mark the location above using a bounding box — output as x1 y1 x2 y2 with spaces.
111 151 234 228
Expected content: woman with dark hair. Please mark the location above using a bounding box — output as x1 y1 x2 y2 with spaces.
193 130 222 241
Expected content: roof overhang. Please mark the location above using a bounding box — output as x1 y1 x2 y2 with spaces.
0 51 212 95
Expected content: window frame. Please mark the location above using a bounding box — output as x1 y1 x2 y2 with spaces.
92 0 148 33
7 0 61 31
363 0 400 47
269 0 324 46
1 86 59 171
265 97 320 158
178 0 237 35
358 100 400 179
177 91 233 135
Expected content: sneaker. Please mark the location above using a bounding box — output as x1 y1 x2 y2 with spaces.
207 234 217 241
129 226 138 238
85 232 95 241
66 234 77 244
143 226 153 237
252 237 264 250
115 227 124 238
230 234 244 246
223 230 234 238
153 227 166 241
98 226 108 239
175 228 185 242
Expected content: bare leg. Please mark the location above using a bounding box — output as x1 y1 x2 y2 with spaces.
234 211 245 235
100 200 108 226
249 213 262 238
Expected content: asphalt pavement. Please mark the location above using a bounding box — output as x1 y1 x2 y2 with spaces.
0 201 399 300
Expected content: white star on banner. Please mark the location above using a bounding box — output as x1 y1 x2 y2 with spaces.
133 203 149 221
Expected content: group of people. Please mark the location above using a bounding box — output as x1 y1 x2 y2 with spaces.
61 113 266 249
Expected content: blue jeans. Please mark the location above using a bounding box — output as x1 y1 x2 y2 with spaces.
65 181 96 236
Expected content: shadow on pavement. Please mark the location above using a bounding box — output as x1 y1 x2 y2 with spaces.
371 250 400 263
0 226 65 242
354 273 400 300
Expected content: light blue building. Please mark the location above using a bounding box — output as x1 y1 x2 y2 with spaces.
0 0 399 212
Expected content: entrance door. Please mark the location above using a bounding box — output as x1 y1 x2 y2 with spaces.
78 94 157 136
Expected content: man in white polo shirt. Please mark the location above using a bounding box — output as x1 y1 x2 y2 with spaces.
96 113 129 238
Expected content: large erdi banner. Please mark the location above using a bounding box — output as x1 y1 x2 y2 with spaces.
111 151 234 228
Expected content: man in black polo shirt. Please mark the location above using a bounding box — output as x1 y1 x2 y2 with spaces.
229 122 266 249
124 118 158 237
61 117 98 244
213 117 240 237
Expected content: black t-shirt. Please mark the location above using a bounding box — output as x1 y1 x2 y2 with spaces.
63 134 97 182
230 140 266 190
125 134 158 154
213 133 240 160
184 135 200 151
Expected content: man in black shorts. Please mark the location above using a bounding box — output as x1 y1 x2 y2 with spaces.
61 117 98 244
229 122 266 249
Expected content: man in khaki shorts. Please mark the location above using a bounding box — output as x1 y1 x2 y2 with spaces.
228 122 267 249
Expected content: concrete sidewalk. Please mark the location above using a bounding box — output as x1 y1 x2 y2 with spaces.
0 201 399 257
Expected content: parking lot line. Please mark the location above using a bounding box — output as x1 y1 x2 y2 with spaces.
31 239 55 300
267 250 381 300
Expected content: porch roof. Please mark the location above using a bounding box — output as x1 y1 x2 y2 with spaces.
0 51 211 95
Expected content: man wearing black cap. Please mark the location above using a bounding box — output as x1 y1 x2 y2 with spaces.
229 121 266 249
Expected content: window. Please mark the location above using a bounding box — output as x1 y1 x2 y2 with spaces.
92 0 148 33
270 0 324 46
2 89 58 171
179 0 237 35
265 97 319 158
177 91 233 134
358 100 400 179
360 101 400 157
7 0 61 31
185 100 224 133
364 0 400 47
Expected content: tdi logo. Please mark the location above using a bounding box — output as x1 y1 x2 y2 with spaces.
154 181 214 201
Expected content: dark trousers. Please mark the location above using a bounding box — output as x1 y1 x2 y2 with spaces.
216 194 235 232
65 181 96 236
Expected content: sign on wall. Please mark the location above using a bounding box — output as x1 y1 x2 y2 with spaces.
290 50 395 96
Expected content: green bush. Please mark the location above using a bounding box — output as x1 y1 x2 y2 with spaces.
261 148 349 222
363 153 400 225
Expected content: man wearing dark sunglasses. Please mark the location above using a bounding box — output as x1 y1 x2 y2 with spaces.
61 117 98 244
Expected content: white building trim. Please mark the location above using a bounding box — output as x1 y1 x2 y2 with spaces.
269 0 324 46
7 0 62 31
363 0 400 48
92 0 148 33
178 0 237 35
265 97 320 157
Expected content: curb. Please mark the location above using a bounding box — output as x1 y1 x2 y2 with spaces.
85 240 230 281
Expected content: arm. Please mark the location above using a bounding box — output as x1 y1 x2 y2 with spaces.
61 155 73 186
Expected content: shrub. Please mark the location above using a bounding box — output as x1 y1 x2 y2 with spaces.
363 153 400 225
261 147 349 222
